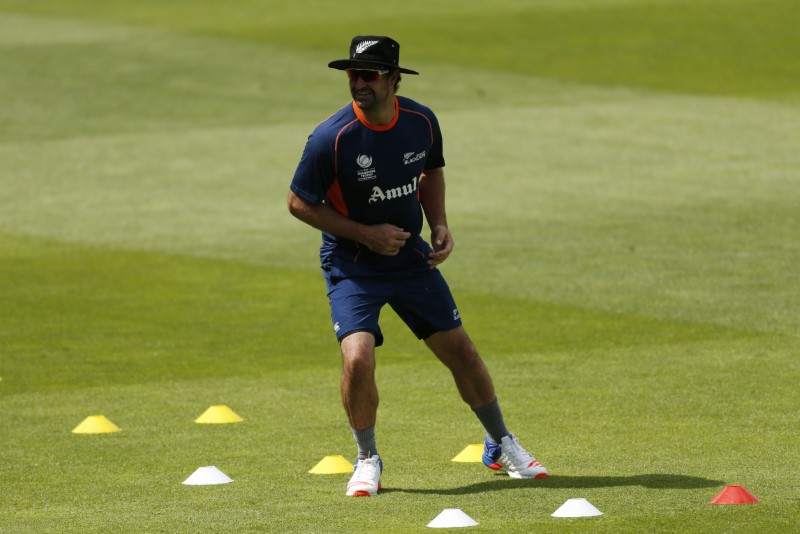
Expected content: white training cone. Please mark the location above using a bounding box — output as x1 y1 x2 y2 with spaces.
427 508 479 528
182 466 234 486
551 498 603 517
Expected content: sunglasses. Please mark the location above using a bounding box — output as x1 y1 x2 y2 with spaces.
346 69 389 83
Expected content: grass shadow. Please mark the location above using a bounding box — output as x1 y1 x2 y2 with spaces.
383 473 724 496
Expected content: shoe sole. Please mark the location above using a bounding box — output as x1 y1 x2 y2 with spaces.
508 471 549 479
346 483 381 497
486 461 548 478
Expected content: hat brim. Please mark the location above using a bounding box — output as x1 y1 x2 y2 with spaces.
328 59 419 75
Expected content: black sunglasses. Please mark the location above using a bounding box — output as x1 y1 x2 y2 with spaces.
346 69 389 83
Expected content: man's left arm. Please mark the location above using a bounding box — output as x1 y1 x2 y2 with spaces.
419 167 454 268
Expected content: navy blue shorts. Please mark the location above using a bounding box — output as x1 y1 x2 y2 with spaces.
322 251 462 347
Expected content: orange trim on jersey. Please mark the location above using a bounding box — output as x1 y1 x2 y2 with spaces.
352 98 399 131
326 178 348 216
401 107 435 203
329 117 360 217
334 118 360 176
398 105 434 145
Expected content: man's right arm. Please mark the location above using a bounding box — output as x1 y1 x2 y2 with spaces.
287 190 411 256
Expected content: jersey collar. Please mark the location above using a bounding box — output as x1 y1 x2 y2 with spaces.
352 97 399 131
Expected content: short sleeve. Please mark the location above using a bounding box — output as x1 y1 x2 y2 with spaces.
424 111 445 170
290 129 335 205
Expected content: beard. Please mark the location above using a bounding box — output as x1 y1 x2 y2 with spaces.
351 87 377 110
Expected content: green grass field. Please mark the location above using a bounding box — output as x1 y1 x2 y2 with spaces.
1 1 799 532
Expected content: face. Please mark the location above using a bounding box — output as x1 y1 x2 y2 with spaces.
348 68 397 112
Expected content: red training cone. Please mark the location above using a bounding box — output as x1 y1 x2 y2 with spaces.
710 486 759 505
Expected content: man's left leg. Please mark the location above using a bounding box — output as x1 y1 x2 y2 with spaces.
425 327 549 479
425 326 496 410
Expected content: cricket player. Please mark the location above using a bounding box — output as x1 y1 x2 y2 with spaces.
288 35 548 497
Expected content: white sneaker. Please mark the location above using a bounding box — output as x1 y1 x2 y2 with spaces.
498 435 548 479
346 455 383 497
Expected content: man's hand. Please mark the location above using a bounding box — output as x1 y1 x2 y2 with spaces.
362 224 411 256
428 224 453 268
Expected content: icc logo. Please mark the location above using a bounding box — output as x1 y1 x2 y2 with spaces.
356 155 373 169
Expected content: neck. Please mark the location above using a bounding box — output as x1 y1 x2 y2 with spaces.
354 97 398 129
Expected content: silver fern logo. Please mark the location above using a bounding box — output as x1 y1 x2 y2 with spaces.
356 154 373 168
355 40 379 55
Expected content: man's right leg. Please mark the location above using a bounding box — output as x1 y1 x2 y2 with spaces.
340 331 383 496
341 331 379 432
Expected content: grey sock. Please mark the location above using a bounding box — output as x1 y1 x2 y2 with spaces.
473 398 510 443
352 426 377 459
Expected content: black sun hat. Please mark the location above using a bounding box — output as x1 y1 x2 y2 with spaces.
328 36 419 75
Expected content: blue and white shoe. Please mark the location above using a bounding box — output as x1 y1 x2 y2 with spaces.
346 455 383 497
483 435 548 479
482 435 503 470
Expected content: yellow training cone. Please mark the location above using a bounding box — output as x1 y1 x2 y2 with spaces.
309 455 353 474
72 415 120 434
195 405 243 424
451 444 484 462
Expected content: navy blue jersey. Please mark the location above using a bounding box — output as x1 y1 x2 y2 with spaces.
291 95 445 271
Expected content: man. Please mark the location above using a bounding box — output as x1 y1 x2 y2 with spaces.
287 36 548 497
